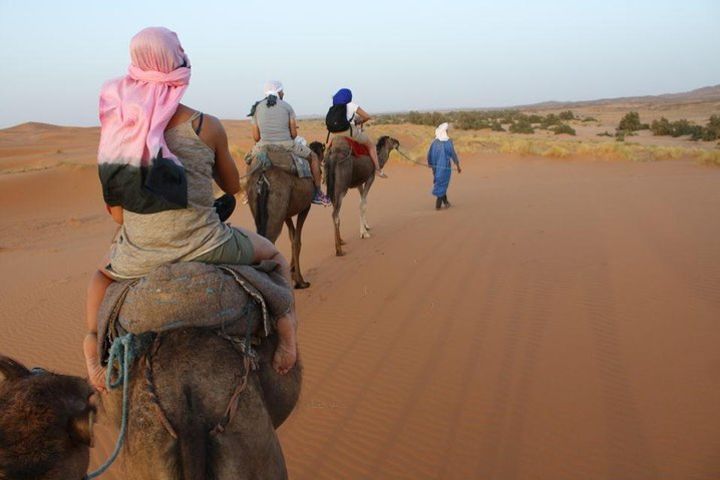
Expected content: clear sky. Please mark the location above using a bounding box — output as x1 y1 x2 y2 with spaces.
1 0 718 128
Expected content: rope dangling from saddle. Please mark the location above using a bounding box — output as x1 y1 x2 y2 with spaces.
210 354 252 436
255 173 270 237
84 333 151 480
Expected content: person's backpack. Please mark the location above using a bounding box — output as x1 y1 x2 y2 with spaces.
325 104 351 133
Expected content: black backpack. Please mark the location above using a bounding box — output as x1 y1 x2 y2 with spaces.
325 104 351 133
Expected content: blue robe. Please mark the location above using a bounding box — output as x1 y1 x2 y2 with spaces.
427 139 459 197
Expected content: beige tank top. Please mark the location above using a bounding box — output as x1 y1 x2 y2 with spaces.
108 113 233 279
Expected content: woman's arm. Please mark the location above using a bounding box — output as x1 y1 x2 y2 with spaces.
108 205 124 224
355 107 372 124
205 115 241 194
251 122 261 142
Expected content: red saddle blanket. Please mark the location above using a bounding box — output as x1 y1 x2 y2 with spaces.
335 136 369 157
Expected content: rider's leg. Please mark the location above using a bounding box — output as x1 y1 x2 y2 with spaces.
354 129 386 177
84 268 114 392
309 151 322 190
243 228 298 375
191 226 299 374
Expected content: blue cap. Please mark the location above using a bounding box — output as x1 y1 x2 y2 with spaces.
332 88 353 105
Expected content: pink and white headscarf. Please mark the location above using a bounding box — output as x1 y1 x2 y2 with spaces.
97 27 191 213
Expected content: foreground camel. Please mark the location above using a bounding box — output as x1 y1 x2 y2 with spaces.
102 329 301 480
246 142 324 289
0 355 95 479
325 136 399 256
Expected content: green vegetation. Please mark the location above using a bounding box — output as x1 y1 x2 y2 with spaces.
649 117 672 136
617 111 649 132
375 109 580 134
447 133 720 165
375 109 717 143
490 121 505 132
650 115 720 141
509 120 534 134
551 124 576 135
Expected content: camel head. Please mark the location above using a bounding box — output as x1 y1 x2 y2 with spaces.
377 136 400 153
309 141 325 162
0 355 96 480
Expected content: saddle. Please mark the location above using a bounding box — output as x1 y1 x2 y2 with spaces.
245 145 312 178
331 136 370 157
96 261 294 363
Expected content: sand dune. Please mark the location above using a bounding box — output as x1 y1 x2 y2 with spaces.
1 122 719 478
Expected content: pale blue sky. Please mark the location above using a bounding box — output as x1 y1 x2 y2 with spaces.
0 0 718 128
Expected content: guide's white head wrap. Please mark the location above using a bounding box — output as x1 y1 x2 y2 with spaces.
435 122 450 142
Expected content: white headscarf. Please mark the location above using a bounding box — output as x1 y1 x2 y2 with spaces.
435 122 450 142
264 80 283 97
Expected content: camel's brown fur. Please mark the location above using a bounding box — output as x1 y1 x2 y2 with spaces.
246 143 324 289
0 355 95 480
325 136 399 256
102 329 301 480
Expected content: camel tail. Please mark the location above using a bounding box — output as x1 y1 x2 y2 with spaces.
255 177 270 237
178 385 208 480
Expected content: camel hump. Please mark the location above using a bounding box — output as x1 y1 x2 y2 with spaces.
249 145 312 178
98 262 294 361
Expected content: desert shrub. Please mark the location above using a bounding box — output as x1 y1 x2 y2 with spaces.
551 123 576 135
540 113 561 129
617 111 648 132
651 117 673 136
582 116 598 122
597 131 614 137
558 110 575 121
615 131 626 141
702 115 720 141
406 110 449 127
509 120 534 134
455 111 491 130
527 114 543 124
650 116 719 141
490 121 505 132
669 119 695 137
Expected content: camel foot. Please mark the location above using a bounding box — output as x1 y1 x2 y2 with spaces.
336 250 346 257
361 231 371 239
294 280 311 289
364 224 372 231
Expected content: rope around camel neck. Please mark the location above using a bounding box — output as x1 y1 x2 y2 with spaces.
84 333 142 480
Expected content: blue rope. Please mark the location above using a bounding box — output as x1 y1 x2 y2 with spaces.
84 333 141 480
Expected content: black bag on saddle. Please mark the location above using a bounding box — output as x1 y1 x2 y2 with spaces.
325 104 351 133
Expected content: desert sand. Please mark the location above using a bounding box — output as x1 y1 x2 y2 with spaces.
1 117 719 479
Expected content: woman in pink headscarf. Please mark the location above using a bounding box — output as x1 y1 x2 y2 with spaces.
84 27 298 392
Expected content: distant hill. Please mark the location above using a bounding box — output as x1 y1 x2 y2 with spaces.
522 84 720 110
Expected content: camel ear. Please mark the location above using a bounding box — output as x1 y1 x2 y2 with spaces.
68 407 95 447
0 355 31 381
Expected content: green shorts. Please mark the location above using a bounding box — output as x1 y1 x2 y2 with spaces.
192 228 255 266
